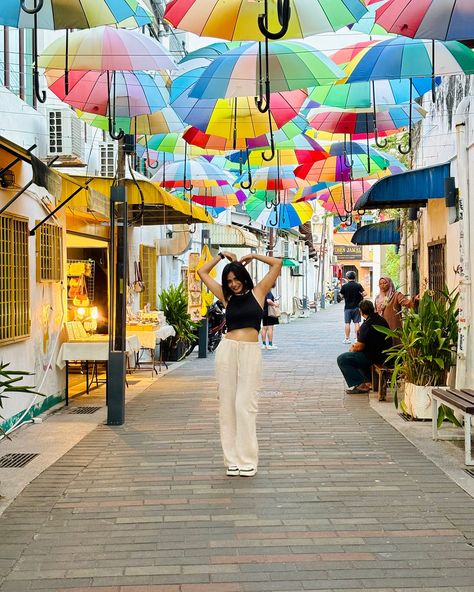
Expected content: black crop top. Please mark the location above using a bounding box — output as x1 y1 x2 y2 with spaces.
226 291 263 332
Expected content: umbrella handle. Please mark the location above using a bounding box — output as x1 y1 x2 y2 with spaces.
34 68 46 103
240 148 253 189
398 133 412 155
268 206 279 226
261 130 275 162
184 181 193 192
374 128 388 149
108 117 124 141
255 79 270 114
258 0 291 40
21 0 44 14
144 135 159 170
240 176 252 190
398 79 413 155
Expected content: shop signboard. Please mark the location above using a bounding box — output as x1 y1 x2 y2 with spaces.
334 245 363 260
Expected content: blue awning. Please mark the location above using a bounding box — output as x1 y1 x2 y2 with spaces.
354 163 451 210
351 219 400 246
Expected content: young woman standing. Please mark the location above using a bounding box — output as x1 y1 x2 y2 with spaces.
198 251 282 477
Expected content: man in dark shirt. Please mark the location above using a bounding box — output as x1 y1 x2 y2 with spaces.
339 271 365 344
337 299 392 394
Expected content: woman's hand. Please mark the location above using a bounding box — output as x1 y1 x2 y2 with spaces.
221 251 237 261
240 254 254 266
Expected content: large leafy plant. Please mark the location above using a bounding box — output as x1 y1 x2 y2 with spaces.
0 362 42 436
159 283 199 349
376 288 460 424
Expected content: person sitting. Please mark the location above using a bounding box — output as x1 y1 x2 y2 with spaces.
337 299 392 394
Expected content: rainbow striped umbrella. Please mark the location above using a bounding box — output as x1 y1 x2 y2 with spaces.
46 70 169 117
1 0 152 28
151 157 235 189
348 0 393 35
190 41 344 100
39 26 175 72
77 109 185 135
315 180 379 212
191 186 248 208
294 155 371 183
163 0 367 41
343 37 474 82
171 67 306 141
376 0 474 41
245 191 313 228
183 127 271 152
137 134 222 159
307 104 426 138
241 165 311 191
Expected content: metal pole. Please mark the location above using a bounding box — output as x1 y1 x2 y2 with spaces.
107 138 128 425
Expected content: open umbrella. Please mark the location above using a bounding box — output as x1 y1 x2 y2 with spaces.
171 66 307 146
245 191 313 228
163 0 367 41
76 109 185 136
311 180 379 216
40 26 175 138
1 0 153 103
39 26 175 72
294 154 383 183
189 41 344 100
191 186 248 208
376 0 474 41
242 165 310 191
348 0 393 35
46 70 169 117
151 157 235 190
183 127 270 152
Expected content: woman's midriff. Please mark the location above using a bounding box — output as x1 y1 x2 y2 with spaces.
225 328 259 342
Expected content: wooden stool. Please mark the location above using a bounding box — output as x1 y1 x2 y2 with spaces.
372 365 391 401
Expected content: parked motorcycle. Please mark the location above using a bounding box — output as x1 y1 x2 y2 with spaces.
185 300 226 356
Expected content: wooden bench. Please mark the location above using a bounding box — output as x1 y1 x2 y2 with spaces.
431 388 474 466
371 364 392 401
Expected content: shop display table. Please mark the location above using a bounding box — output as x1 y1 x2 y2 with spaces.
125 324 176 373
56 334 141 403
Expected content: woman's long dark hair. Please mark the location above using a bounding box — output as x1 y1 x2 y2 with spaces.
221 262 254 302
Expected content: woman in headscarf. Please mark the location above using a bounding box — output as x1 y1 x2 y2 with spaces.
374 276 418 331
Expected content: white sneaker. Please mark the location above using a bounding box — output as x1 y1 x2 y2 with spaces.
267 344 278 350
260 344 267 350
239 467 257 477
342 338 351 344
226 466 239 477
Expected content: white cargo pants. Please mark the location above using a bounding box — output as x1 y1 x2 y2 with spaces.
214 338 262 470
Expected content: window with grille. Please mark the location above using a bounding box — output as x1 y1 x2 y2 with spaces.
0 214 30 343
36 223 62 282
49 110 63 154
140 245 157 309
428 241 445 296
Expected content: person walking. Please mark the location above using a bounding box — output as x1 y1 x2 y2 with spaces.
198 250 282 478
337 299 392 394
375 276 418 331
261 288 279 350
339 271 365 344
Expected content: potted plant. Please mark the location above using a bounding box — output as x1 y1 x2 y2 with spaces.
377 288 459 420
158 283 199 362
0 362 42 436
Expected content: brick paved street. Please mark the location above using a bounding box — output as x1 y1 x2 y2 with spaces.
1 305 474 592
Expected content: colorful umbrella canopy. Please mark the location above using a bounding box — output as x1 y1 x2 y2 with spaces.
245 191 313 228
76 109 185 135
294 151 389 183
313 180 379 213
348 0 393 35
46 69 169 117
163 0 367 41
39 26 175 72
226 141 328 168
151 157 234 189
1 0 152 28
191 186 248 208
343 37 474 82
307 104 426 138
376 0 474 41
183 127 270 151
309 77 438 109
171 65 307 140
137 133 222 157
242 165 310 191
189 41 345 99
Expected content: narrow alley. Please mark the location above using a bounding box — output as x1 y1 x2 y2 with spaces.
1 305 474 592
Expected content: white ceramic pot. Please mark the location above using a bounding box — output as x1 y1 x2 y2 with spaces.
403 382 436 420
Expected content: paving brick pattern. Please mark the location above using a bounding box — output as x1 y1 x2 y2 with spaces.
1 305 474 591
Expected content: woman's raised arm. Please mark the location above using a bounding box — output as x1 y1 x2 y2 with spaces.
197 251 235 303
240 253 282 306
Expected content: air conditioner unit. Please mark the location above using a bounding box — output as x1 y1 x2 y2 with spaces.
282 240 289 258
99 142 117 177
48 109 84 160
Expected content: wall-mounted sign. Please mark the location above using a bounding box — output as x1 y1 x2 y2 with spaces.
334 245 363 260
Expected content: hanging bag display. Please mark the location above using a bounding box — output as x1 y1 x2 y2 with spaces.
133 261 146 293
73 276 90 307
